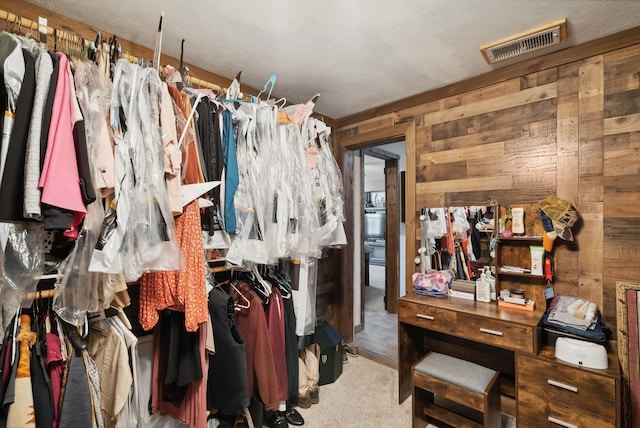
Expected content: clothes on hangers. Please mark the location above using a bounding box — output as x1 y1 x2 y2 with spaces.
233 281 280 413
151 311 207 428
0 14 348 428
206 287 249 415
139 200 208 333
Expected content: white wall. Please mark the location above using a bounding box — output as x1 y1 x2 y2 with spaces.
363 155 385 192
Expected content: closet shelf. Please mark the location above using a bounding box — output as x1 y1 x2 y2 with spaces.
497 268 544 279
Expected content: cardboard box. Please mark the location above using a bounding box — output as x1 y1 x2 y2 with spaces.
497 297 535 311
313 320 344 385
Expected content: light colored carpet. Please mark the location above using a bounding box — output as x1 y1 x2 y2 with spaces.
296 356 411 427
294 355 517 427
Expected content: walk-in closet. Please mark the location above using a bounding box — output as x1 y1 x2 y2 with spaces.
2 1 640 427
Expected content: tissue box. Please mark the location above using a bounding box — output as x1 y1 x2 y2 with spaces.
555 337 608 369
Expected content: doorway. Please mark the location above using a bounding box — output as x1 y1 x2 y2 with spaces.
336 123 416 355
361 147 401 317
353 145 404 367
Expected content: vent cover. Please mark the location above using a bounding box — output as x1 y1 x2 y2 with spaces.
480 18 567 64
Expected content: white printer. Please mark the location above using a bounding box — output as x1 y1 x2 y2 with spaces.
555 337 608 369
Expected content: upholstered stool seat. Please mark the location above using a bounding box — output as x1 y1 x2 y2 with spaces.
412 352 501 427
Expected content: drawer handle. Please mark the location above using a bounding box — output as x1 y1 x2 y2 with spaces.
548 379 578 393
548 416 577 428
416 314 434 321
479 327 503 336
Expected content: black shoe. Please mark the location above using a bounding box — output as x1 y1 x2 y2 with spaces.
269 410 289 428
285 407 304 426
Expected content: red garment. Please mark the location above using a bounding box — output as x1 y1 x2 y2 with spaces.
45 330 63 428
235 283 280 412
266 288 288 402
151 323 207 428
139 200 208 332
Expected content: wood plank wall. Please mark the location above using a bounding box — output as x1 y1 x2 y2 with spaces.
334 38 640 341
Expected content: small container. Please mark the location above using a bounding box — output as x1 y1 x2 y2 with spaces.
499 289 511 299
530 245 544 276
511 207 525 234
476 273 491 303
510 289 525 299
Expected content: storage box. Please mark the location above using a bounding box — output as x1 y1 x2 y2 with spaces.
313 320 344 385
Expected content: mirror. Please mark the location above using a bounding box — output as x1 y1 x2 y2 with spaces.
418 205 496 281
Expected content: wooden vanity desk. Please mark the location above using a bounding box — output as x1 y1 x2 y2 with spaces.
399 294 621 427
399 293 544 399
399 293 543 425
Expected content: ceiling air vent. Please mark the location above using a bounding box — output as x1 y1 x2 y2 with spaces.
480 18 567 64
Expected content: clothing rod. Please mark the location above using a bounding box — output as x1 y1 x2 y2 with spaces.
0 8 228 93
22 288 57 301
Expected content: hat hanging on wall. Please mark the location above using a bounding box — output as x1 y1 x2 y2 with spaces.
538 196 578 251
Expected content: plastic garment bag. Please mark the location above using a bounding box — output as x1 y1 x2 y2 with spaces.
291 257 318 336
52 60 113 326
312 120 346 247
89 59 135 275
227 104 271 266
0 222 45 336
89 61 180 281
450 206 471 239
122 67 181 280
52 201 104 326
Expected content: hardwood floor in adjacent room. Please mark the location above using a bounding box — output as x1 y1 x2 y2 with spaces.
350 310 398 368
350 264 398 368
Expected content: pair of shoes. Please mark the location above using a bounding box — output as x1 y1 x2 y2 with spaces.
285 407 304 426
344 344 359 357
306 344 320 405
268 410 289 428
295 391 311 409
296 356 311 408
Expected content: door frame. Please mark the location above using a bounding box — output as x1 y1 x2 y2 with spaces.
362 147 400 318
337 122 416 342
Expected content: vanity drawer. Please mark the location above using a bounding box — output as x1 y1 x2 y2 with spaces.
518 390 613 428
456 312 536 353
517 353 616 418
398 300 456 334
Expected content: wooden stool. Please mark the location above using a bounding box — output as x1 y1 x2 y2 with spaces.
412 352 501 428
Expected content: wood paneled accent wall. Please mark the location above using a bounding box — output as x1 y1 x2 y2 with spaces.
335 34 640 340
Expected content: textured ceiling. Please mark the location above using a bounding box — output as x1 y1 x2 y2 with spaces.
25 0 640 119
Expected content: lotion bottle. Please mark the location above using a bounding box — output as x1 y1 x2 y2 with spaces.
476 272 491 303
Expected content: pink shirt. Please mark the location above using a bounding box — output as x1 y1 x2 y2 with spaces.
38 52 86 239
